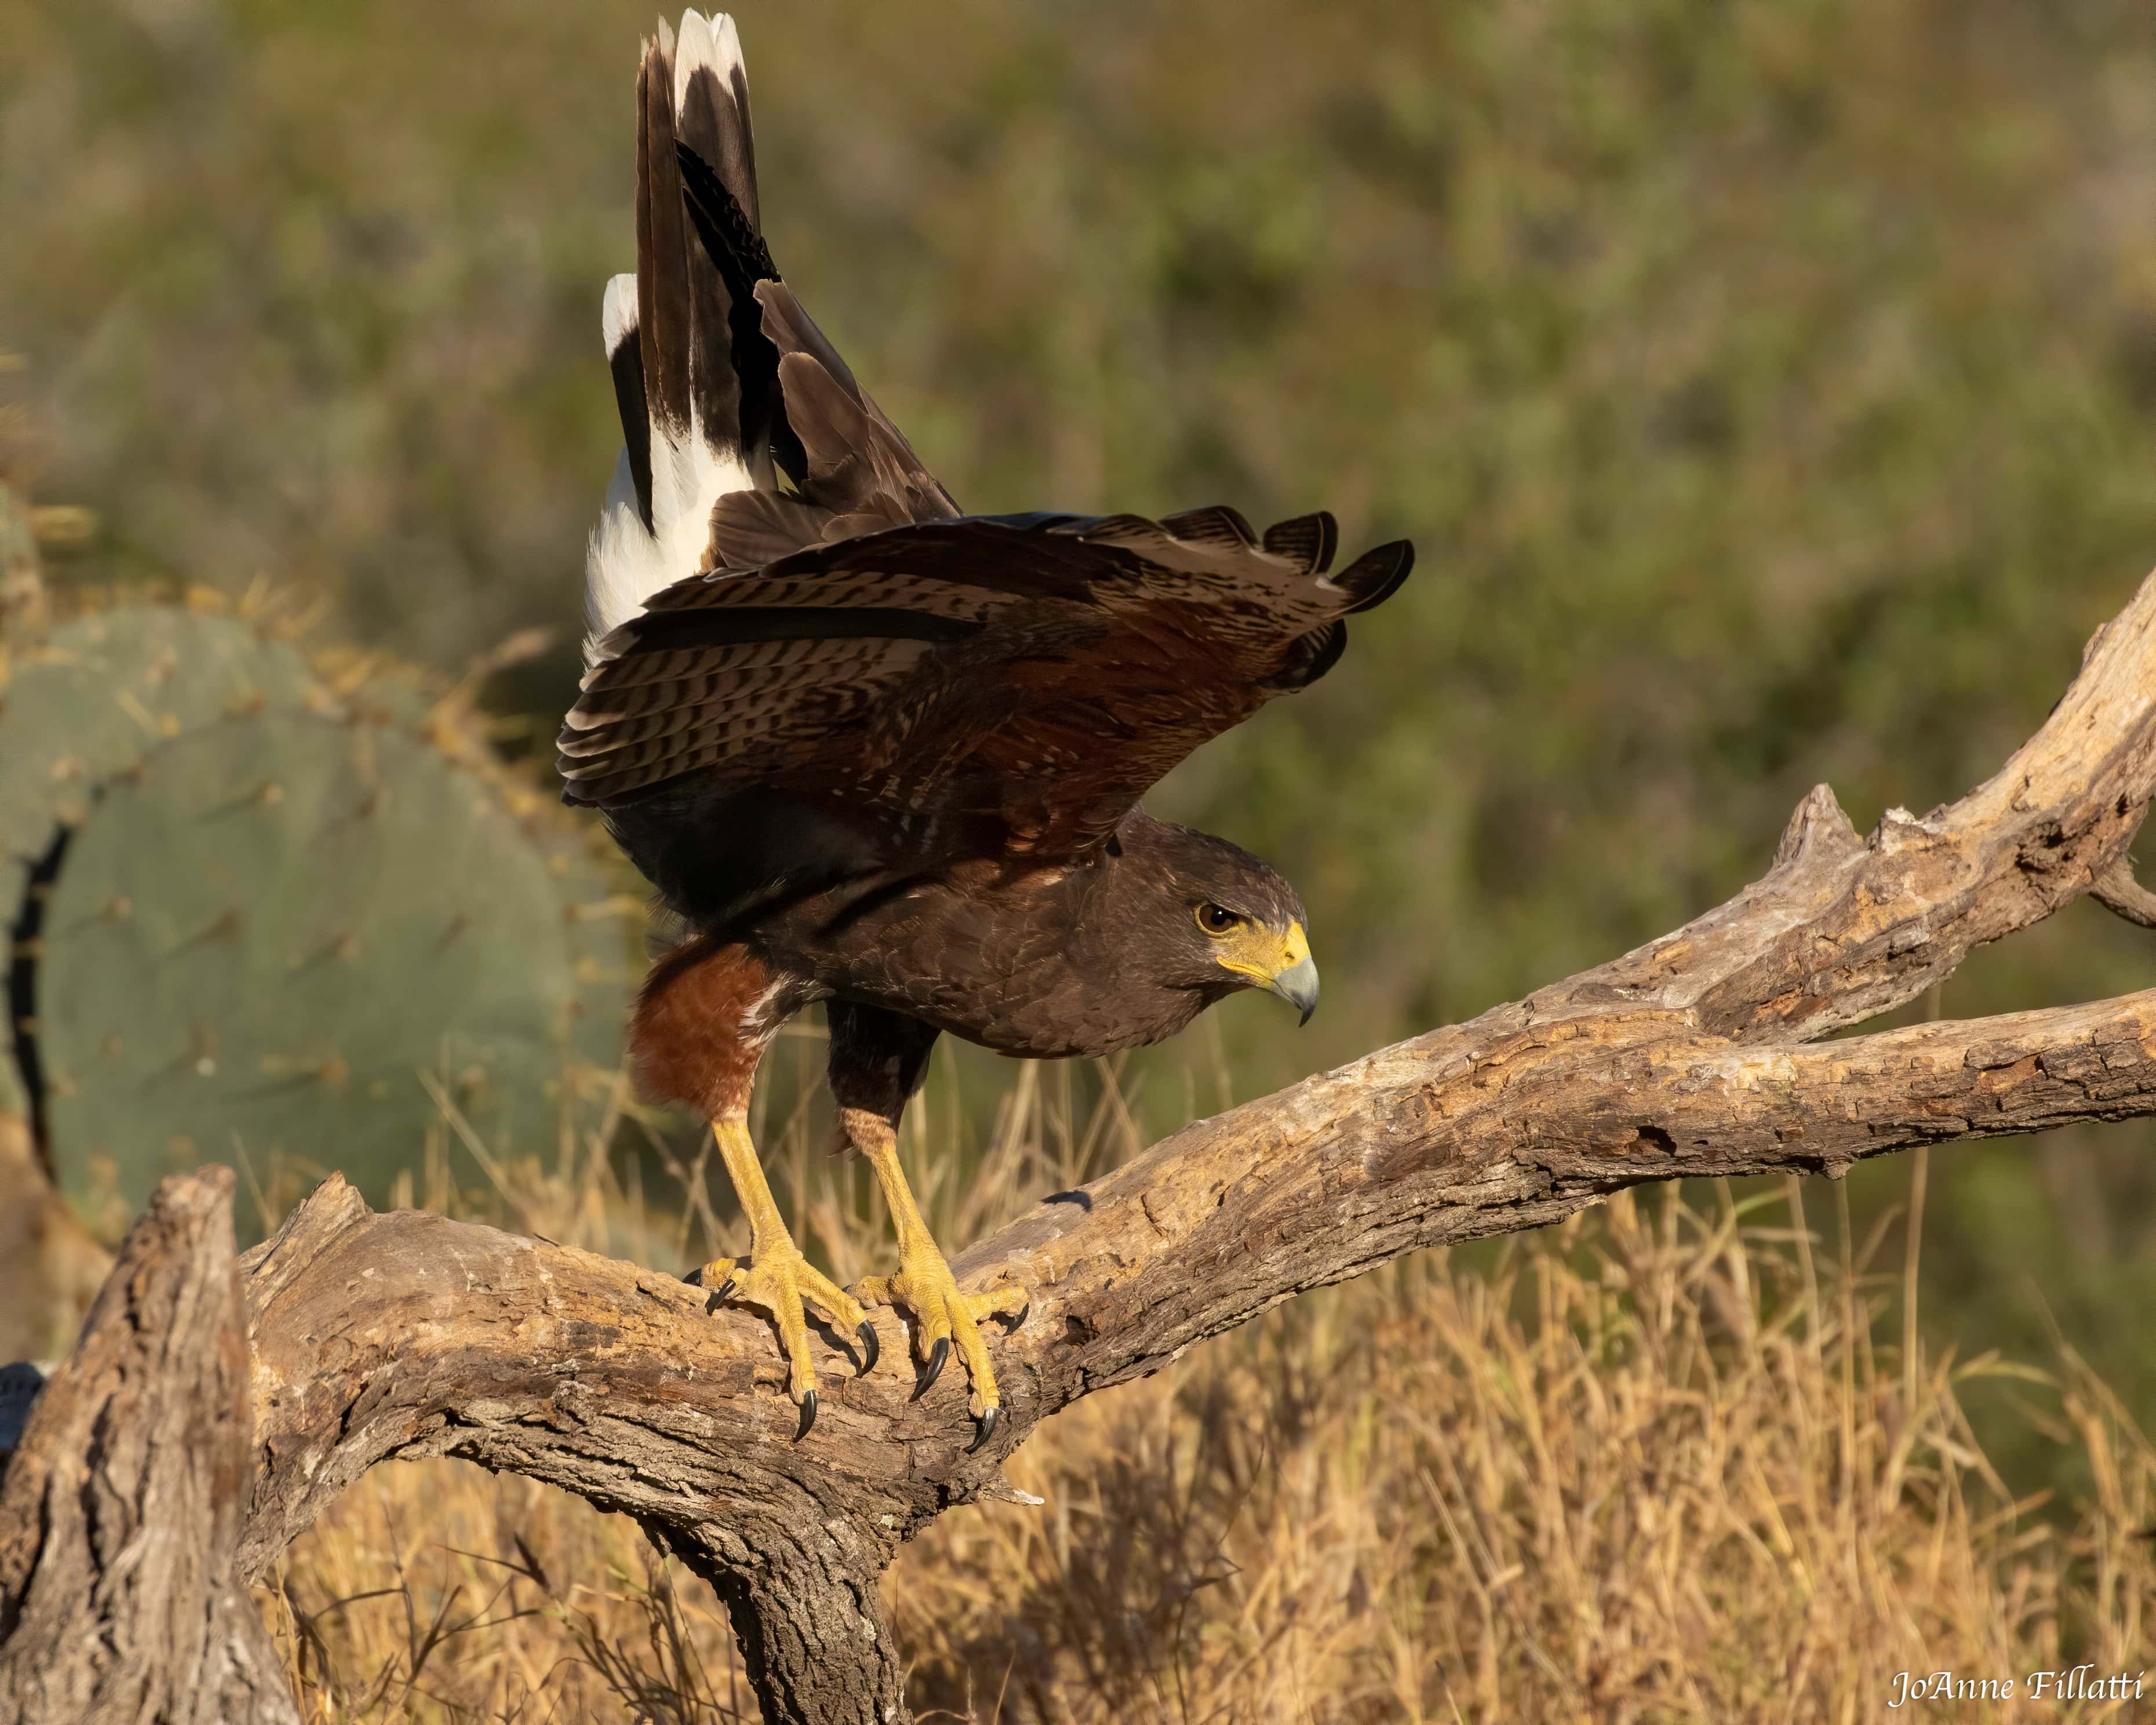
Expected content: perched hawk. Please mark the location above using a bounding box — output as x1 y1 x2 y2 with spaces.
562 12 1414 1448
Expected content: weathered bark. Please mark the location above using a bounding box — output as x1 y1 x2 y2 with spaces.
0 1166 297 1725
12 569 2156 1725
652 1520 911 1725
2094 855 2156 928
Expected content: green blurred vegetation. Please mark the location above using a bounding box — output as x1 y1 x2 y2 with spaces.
6 0 2156 1488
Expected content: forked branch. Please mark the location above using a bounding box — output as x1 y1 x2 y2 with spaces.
6 572 2156 1725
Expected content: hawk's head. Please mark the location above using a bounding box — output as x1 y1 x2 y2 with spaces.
1113 817 1319 1024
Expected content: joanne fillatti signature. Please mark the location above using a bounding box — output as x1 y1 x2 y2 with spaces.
1887 1666 2146 1708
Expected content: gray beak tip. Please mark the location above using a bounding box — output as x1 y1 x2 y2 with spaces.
1266 956 1320 1027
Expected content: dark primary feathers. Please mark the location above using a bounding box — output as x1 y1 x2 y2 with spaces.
623 9 767 523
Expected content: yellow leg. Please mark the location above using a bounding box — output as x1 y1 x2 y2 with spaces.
689 1116 873 1439
844 1108 1029 1450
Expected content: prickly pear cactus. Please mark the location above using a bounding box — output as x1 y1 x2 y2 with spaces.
0 600 632 1231
0 603 322 886
1 603 325 1143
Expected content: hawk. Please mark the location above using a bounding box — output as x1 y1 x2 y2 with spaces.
562 12 1414 1449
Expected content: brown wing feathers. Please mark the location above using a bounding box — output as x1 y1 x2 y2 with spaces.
560 511 1415 836
562 639 939 790
1262 510 1338 576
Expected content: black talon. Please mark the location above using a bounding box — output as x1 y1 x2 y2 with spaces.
966 1404 1001 1455
912 1335 950 1400
795 1389 818 1442
1004 1299 1030 1333
685 1264 741 1302
855 1320 880 1376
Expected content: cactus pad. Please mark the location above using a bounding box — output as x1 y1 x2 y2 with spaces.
1 602 631 1228
0 606 323 916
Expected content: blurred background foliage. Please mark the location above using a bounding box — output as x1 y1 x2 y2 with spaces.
5 0 2156 1490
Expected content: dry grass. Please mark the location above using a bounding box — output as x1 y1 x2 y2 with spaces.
248 1049 2156 1723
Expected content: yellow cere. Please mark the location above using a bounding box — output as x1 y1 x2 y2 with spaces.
1214 918 1310 984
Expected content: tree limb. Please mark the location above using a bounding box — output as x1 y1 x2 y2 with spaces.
2093 856 2156 929
13 569 2156 1724
225 983 2156 1579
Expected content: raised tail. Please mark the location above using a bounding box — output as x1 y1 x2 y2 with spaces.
585 12 960 663
587 10 775 650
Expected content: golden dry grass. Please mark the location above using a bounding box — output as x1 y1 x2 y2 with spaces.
249 1054 2156 1723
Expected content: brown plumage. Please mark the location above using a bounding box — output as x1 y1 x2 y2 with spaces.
567 12 1412 1444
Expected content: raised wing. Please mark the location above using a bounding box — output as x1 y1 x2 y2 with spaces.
560 507 1413 860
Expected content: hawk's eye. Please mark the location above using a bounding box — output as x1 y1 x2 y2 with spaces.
1196 903 1240 936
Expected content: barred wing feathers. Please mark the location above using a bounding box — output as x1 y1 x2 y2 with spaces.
560 507 1414 859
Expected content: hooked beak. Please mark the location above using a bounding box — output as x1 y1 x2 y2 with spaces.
1219 920 1321 1027
1266 954 1321 1027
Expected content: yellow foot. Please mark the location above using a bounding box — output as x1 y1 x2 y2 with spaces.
855 1247 1029 1453
684 1250 876 1440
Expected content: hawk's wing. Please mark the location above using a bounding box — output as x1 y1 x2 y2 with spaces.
559 507 1413 860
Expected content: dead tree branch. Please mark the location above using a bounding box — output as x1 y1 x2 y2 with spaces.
0 1166 297 1725
6 570 2156 1725
2093 856 2156 929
